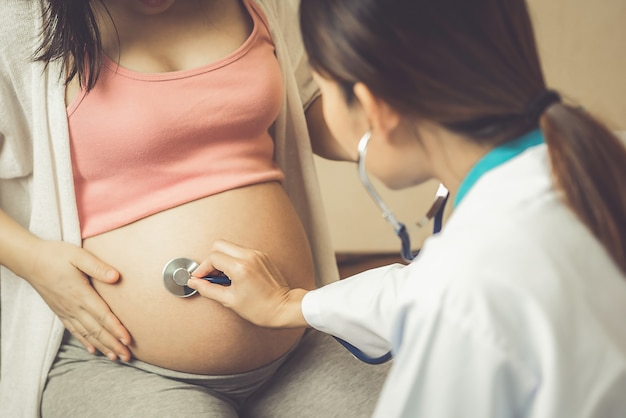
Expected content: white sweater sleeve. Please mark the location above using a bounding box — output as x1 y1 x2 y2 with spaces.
0 4 36 180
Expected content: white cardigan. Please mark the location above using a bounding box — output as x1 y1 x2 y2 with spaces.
0 1 339 416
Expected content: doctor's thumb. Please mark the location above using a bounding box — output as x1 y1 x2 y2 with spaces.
187 277 231 306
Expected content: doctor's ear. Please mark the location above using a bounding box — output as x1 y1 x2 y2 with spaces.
353 83 401 138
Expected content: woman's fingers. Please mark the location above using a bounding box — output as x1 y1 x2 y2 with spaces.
64 321 97 355
72 318 130 362
27 241 132 361
71 247 132 351
71 248 120 284
56 287 132 361
82 301 132 360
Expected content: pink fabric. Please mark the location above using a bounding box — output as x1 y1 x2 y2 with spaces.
68 0 284 238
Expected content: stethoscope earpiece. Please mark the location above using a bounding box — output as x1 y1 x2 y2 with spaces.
356 131 449 263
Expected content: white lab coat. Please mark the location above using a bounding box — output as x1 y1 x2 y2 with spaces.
303 145 626 418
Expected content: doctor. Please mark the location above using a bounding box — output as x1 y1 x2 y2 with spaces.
189 0 626 416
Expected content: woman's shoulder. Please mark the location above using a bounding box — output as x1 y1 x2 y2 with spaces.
250 0 300 36
251 0 299 16
250 0 317 107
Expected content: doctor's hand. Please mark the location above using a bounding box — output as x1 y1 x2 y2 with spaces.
25 240 132 362
189 240 309 329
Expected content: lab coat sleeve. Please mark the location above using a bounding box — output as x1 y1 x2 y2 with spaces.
301 263 407 358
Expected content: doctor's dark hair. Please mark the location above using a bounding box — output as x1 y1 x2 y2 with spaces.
34 0 108 91
300 0 626 273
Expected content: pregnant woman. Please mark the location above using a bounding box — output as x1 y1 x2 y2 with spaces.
0 0 388 416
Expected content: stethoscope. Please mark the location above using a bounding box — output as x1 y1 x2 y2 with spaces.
330 131 449 364
161 130 448 365
163 257 231 297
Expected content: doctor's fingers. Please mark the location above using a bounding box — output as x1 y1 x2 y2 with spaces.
188 271 291 329
191 250 293 325
191 240 241 278
194 246 270 291
187 276 232 306
198 239 288 286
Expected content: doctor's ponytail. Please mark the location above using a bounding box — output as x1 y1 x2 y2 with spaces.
540 104 626 273
300 0 626 274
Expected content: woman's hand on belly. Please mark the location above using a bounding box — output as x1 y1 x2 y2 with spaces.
26 240 132 361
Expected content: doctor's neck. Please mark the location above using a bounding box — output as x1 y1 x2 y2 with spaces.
410 124 495 203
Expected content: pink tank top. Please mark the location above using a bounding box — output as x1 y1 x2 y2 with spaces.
68 0 285 238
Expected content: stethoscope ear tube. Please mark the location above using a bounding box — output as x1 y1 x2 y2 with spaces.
397 223 416 263
357 131 449 263
341 131 449 364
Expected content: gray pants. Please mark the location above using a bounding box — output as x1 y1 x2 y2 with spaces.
42 330 390 417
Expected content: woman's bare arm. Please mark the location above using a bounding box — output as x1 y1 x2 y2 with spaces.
306 96 356 161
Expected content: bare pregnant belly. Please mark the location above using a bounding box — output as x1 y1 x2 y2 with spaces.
84 182 316 374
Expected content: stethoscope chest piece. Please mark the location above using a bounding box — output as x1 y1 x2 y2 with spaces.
163 257 231 297
163 257 202 297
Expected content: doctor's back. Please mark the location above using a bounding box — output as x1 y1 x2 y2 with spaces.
382 144 626 417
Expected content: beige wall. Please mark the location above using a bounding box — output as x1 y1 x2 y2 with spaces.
315 0 626 253
528 0 626 130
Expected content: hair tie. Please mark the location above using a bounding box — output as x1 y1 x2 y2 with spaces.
526 89 561 122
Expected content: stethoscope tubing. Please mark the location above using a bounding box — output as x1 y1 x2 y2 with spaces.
336 131 449 364
333 336 394 365
331 199 446 365
199 276 232 286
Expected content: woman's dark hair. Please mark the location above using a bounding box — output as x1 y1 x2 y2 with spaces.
34 0 106 91
300 0 626 273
